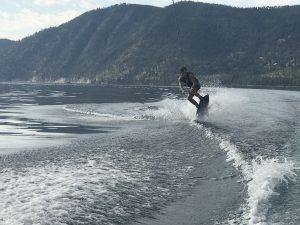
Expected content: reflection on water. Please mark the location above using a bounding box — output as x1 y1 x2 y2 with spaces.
0 83 174 153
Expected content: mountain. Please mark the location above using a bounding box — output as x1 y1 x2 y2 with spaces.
0 2 300 86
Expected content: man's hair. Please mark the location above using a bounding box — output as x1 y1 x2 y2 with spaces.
180 66 187 73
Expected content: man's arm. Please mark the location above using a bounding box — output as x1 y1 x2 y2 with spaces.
178 76 185 94
189 73 198 89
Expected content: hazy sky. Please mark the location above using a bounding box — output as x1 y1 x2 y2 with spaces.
1 0 300 40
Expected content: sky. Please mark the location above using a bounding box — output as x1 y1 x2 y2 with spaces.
1 0 300 40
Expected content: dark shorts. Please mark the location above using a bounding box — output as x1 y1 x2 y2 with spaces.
189 83 201 95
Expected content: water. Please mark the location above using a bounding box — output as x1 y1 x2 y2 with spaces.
0 83 299 225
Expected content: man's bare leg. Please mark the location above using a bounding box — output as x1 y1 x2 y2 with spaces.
195 92 203 100
188 94 199 107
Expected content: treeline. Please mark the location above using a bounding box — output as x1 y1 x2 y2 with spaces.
0 39 14 48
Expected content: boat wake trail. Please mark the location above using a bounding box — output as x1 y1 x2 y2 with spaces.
63 88 299 225
63 97 197 122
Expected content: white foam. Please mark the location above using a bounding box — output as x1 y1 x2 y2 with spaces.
142 98 197 121
247 157 297 225
0 156 136 224
64 104 135 121
64 97 198 123
203 89 250 124
193 122 251 174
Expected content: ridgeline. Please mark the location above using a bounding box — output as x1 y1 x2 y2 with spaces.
0 1 300 86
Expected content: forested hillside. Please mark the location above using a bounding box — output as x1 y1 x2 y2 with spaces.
0 2 300 86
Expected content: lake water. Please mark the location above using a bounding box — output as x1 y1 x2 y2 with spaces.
0 83 299 225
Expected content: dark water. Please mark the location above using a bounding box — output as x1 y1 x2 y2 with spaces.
0 83 299 225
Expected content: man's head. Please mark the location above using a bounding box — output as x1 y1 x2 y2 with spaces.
180 66 187 75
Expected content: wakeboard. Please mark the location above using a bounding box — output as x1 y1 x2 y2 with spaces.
197 94 209 115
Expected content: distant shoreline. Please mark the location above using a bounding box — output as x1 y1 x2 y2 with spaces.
228 84 300 91
0 82 299 91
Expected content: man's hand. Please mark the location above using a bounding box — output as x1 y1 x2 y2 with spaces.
178 78 186 95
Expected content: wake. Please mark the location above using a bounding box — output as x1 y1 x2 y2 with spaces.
63 88 299 225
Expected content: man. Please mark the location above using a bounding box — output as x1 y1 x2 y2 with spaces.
178 66 203 108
